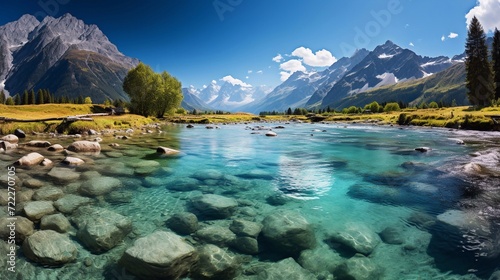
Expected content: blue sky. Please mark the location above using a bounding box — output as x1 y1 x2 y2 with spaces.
1 0 499 89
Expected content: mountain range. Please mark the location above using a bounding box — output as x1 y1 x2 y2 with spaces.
0 14 477 112
0 13 138 103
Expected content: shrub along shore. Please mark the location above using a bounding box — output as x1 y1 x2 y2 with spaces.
1 104 500 134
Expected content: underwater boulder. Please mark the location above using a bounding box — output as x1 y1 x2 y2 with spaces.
14 152 45 166
326 222 380 256
257 258 316 280
67 140 101 153
40 213 71 233
192 244 240 279
166 212 199 235
22 230 78 266
334 254 384 280
0 216 34 242
191 194 238 219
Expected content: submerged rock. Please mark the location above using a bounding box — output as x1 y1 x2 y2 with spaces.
14 129 26 138
166 178 200 191
32 186 64 201
26 140 51 147
156 146 180 155
23 201 55 221
298 244 342 275
72 206 132 253
0 216 34 242
2 134 18 144
230 236 259 255
192 169 224 181
261 210 316 256
192 244 240 279
120 231 198 279
40 213 71 233
379 226 404 245
194 225 237 247
47 167 80 182
62 156 85 166
22 230 78 266
14 152 45 166
67 141 101 153
79 176 122 197
326 223 380 256
48 144 64 152
191 194 238 219
334 254 383 280
229 219 262 238
257 258 316 280
166 212 199 235
24 179 45 189
54 194 92 214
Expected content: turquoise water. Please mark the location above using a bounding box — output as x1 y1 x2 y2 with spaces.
2 123 500 279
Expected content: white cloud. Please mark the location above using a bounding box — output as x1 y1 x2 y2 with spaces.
279 59 306 81
220 75 252 88
409 42 414 47
441 35 446 42
257 70 263 74
211 80 217 84
202 85 207 89
246 76 249 79
466 0 500 33
247 70 253 74
291 47 337 67
272 54 283 63
448 32 458 39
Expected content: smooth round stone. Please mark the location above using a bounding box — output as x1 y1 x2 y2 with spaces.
105 191 133 204
54 194 92 214
40 213 71 233
156 146 180 155
229 219 262 238
32 186 64 201
47 167 80 182
80 171 101 180
67 141 101 153
62 156 85 166
2 134 19 144
166 212 199 235
23 201 55 220
105 152 124 158
257 258 316 280
22 230 78 266
194 226 236 247
15 152 45 166
191 169 224 181
379 226 404 245
230 236 259 255
79 176 122 197
24 178 45 189
166 178 199 191
265 131 278 137
27 140 51 147
191 194 238 219
0 216 34 242
192 244 239 279
48 144 64 152
334 254 383 280
326 223 380 256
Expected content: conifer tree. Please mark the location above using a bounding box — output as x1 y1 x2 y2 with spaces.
5 97 14 105
22 90 29 105
465 16 494 107
37 89 44 104
492 28 500 100
14 94 21 105
0 90 5 104
29 89 36 105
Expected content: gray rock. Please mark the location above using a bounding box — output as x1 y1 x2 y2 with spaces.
23 178 44 188
17 189 34 202
48 144 64 152
191 194 238 219
73 206 132 253
166 178 200 191
230 219 262 238
237 169 274 180
334 254 383 280
54 194 92 214
23 201 55 220
79 176 121 197
379 226 404 245
192 169 223 181
258 258 315 280
88 129 98 135
156 146 180 155
0 216 34 242
265 131 277 137
193 244 240 279
261 210 316 256
1 134 18 144
40 213 71 233
26 140 51 147
47 167 80 182
14 152 45 166
105 191 133 204
166 212 199 235
14 129 26 138
22 230 78 266
41 158 53 166
230 236 259 255
194 225 237 247
0 140 18 150
32 186 64 201
326 223 380 256
62 156 85 166
120 231 198 279
67 140 101 153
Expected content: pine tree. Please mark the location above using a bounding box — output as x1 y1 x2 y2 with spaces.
29 89 36 105
492 28 500 100
22 90 29 105
465 16 494 107
37 89 44 104
5 97 14 105
0 90 5 104
14 94 21 105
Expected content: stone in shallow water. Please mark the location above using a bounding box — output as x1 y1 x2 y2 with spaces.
40 213 71 233
24 178 44 189
72 206 132 253
334 254 383 280
166 212 199 235
194 225 237 247
192 244 240 279
191 194 238 219
32 186 64 201
105 191 133 204
120 230 198 279
229 219 262 238
166 178 200 191
54 194 92 214
261 210 316 256
230 236 259 255
47 167 80 183
156 146 180 155
22 230 78 266
67 140 101 153
379 226 404 245
15 152 45 166
23 201 55 221
191 169 224 181
26 140 51 147
298 244 342 274
258 258 316 280
326 223 380 256
0 216 34 242
79 176 122 197
62 156 85 166
2 134 18 144
236 169 274 180
47 144 64 152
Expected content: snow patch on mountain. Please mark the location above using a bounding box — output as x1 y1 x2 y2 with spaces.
378 53 395 59
375 72 399 87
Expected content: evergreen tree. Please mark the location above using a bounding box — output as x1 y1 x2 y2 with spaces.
287 107 292 115
14 94 21 105
22 90 29 105
492 28 500 100
0 90 5 104
77 95 84 104
465 16 494 107
37 89 44 104
29 89 36 105
5 97 14 105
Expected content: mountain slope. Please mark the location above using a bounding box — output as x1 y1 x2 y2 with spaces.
181 87 211 111
0 13 138 102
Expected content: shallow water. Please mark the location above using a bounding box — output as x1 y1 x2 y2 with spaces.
2 123 500 279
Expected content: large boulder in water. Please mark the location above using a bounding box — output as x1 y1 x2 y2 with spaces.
72 206 132 253
192 244 240 279
120 230 198 279
79 176 122 197
67 141 101 153
0 216 34 242
326 223 380 256
1 134 18 144
190 194 238 219
257 258 316 280
14 152 45 166
261 210 316 256
23 201 55 221
54 194 92 214
22 230 78 266
334 254 384 280
40 213 71 233
166 212 199 235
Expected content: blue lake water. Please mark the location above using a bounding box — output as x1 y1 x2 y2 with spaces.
2 122 500 279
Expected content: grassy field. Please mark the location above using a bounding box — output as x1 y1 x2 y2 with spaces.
0 104 154 134
1 104 500 134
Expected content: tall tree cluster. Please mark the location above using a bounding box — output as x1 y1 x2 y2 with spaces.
465 16 499 107
123 62 183 118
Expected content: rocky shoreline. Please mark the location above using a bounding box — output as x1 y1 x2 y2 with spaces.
0 124 499 279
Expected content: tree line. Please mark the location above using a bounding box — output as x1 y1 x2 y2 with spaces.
465 16 500 107
0 89 93 105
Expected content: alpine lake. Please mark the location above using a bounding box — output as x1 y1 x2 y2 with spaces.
1 121 500 280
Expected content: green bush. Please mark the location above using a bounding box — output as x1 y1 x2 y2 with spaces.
429 101 439 109
384 102 401 112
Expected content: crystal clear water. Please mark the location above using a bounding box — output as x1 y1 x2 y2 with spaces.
2 123 500 279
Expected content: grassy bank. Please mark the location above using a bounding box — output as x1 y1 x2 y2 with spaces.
0 104 155 134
